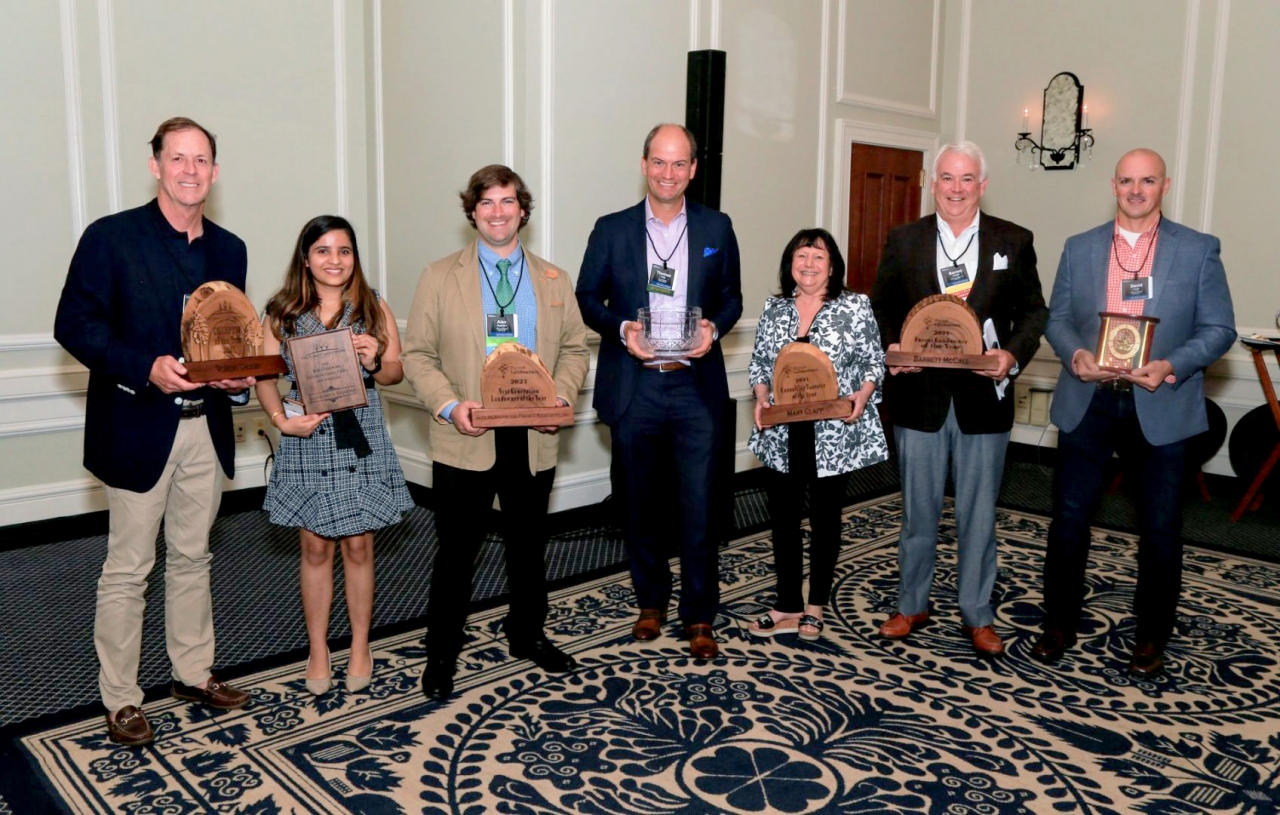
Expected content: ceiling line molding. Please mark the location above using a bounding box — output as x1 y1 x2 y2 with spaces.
814 0 831 227
1170 0 1201 224
954 0 972 140
503 0 515 166
689 0 699 51
1200 0 1230 233
332 0 348 216
97 0 122 213
835 0 939 119
541 0 556 261
372 0 388 294
831 120 938 260
59 0 88 241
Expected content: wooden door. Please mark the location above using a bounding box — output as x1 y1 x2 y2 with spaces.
846 144 924 294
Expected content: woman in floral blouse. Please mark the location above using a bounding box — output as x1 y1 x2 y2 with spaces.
747 228 889 641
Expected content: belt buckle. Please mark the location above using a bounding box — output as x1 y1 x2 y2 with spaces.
1098 378 1132 393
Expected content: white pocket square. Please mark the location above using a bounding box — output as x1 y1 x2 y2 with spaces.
993 253 1008 271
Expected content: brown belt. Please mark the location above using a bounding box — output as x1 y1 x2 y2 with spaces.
646 361 690 372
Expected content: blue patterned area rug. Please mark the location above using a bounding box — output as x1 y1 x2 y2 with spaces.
16 494 1280 814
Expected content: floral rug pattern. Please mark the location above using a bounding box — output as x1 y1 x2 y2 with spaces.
22 496 1280 814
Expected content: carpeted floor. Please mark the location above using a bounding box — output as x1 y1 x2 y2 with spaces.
11 493 1280 814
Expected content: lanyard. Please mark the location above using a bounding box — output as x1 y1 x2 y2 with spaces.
937 229 976 266
1112 215 1161 277
480 253 526 315
646 221 688 268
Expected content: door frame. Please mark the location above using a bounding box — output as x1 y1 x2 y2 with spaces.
831 120 939 260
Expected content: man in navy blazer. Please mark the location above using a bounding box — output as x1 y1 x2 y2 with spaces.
55 118 253 746
576 123 742 660
1032 148 1235 677
871 141 1047 658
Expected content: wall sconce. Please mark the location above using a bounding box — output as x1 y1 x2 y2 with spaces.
1015 71 1094 170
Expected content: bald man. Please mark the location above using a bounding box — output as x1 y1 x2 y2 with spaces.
1032 149 1235 678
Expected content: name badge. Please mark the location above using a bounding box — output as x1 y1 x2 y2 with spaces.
486 312 518 349
1122 277 1152 301
647 263 677 296
941 264 972 296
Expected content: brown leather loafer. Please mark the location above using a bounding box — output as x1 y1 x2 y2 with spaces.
632 608 666 641
1030 629 1077 663
106 705 154 747
685 623 719 660
962 625 1005 657
171 675 249 710
879 610 930 639
1128 641 1165 679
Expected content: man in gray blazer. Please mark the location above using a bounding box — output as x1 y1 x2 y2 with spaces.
1032 148 1235 678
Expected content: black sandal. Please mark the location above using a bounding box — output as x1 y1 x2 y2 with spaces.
748 613 800 638
798 614 824 642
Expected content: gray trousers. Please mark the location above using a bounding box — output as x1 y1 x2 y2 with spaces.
97 416 223 712
893 403 1008 628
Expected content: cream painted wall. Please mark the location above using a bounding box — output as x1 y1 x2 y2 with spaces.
2 0 1274 525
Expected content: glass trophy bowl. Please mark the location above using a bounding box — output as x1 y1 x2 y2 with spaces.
638 306 702 358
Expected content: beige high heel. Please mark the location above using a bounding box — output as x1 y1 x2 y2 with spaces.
305 647 332 695
346 647 373 692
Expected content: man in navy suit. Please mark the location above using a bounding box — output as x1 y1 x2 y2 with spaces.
1032 148 1235 677
55 118 254 746
871 141 1048 658
576 123 742 660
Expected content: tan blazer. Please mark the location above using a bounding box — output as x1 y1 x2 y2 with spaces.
401 238 590 474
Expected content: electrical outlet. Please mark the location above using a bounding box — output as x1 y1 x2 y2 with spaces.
250 416 270 440
233 419 248 444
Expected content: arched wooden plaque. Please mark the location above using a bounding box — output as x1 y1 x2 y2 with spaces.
884 293 997 370
180 281 288 382
472 343 574 427
759 342 854 427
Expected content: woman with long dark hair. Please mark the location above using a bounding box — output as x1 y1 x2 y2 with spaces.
256 215 413 694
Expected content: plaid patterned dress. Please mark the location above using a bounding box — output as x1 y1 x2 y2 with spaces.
263 299 414 538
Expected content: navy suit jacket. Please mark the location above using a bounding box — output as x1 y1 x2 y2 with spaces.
871 213 1048 434
1045 218 1236 446
54 199 248 492
576 199 743 425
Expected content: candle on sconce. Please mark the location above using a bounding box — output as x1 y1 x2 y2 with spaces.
1082 104 1090 129
1022 108 1029 132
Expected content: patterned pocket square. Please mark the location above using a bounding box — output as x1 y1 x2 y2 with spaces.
703 247 719 257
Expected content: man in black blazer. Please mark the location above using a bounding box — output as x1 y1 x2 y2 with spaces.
54 118 253 747
576 124 742 660
871 141 1047 657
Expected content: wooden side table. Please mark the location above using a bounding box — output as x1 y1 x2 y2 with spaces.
1232 341 1280 521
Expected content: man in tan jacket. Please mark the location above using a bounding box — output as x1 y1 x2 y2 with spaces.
402 165 589 701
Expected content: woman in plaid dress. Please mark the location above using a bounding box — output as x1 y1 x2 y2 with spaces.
255 215 413 695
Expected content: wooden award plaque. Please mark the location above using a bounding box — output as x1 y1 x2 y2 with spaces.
759 343 854 427
471 344 574 428
1096 312 1160 373
286 327 369 413
181 281 288 382
884 294 998 370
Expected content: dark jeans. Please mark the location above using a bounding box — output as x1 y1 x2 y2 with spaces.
611 367 720 625
428 428 555 659
765 466 849 612
1043 388 1188 647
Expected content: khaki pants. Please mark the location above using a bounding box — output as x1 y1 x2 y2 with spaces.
96 416 223 712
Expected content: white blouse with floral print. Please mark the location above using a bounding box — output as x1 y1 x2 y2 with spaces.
748 291 890 477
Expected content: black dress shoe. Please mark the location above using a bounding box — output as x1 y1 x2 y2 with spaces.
1030 629 1077 664
421 659 455 701
509 636 578 673
1128 641 1165 678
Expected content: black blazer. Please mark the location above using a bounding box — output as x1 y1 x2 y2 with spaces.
871 213 1047 434
54 200 248 492
576 199 743 426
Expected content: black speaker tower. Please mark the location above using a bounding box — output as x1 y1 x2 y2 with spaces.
685 49 726 210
